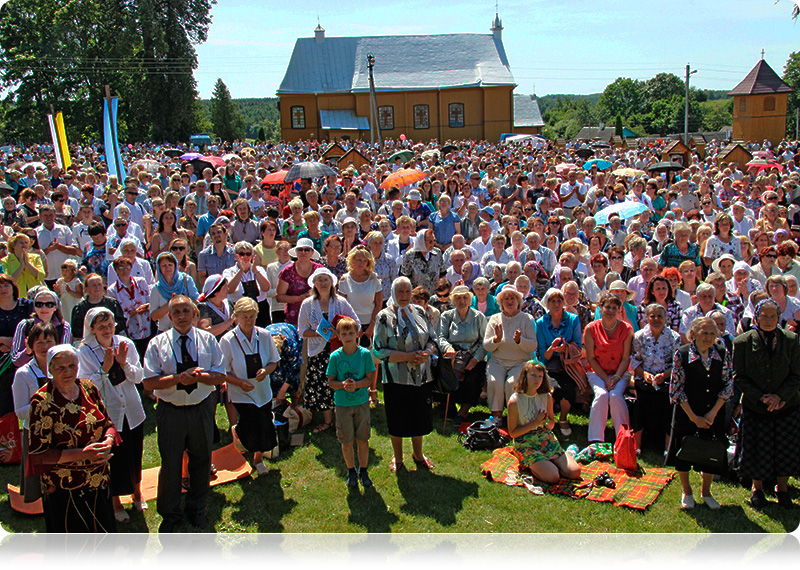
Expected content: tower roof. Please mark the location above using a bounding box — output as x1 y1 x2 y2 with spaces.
728 59 794 96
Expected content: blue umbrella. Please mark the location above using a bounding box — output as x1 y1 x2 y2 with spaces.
594 201 649 225
180 152 202 160
583 159 612 171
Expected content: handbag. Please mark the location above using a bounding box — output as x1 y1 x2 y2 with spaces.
676 434 728 470
613 423 638 471
282 403 313 433
430 341 459 395
458 419 510 451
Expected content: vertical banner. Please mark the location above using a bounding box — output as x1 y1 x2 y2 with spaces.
47 114 63 169
54 112 71 169
103 97 126 180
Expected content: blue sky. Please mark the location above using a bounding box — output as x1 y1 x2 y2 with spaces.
193 0 800 99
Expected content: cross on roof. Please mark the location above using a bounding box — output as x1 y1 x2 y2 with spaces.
761 49 765 60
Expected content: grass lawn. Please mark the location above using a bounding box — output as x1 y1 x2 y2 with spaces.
1 393 798 533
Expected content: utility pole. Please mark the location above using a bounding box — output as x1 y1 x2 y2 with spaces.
684 64 697 145
367 54 383 152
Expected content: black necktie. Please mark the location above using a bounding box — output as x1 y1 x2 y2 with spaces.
179 334 197 394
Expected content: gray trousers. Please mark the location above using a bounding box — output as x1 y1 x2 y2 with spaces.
155 395 214 523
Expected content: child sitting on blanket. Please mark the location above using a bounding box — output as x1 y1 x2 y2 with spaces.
508 360 582 484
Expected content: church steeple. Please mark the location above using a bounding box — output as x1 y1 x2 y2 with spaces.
491 3 503 41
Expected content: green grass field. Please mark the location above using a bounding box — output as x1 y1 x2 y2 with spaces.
1 394 798 533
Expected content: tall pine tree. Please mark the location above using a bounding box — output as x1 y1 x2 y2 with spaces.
210 79 245 142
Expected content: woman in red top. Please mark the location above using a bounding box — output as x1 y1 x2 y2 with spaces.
583 292 634 443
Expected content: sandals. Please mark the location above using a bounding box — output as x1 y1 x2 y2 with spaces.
412 455 435 470
312 422 332 434
594 471 616 489
389 457 404 473
558 421 572 436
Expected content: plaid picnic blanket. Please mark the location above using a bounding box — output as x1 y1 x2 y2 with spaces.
481 447 675 510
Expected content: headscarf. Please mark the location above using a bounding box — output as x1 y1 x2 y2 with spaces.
525 260 551 299
461 261 478 288
754 298 781 355
46 344 78 378
411 229 433 258
81 307 115 348
113 237 144 259
155 251 192 300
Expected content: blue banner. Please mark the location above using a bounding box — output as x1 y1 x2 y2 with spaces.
103 97 126 180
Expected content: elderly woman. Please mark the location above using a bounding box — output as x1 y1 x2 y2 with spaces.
438 285 488 424
11 288 72 367
679 283 735 343
399 228 445 292
27 345 119 532
658 222 701 269
733 299 800 509
298 267 359 434
667 317 733 510
470 276 500 317
149 252 200 333
266 322 303 403
222 241 271 318
276 237 323 327
703 213 742 266
231 199 260 245
631 303 681 454
197 274 236 340
535 288 583 437
12 323 56 504
107 256 151 359
584 292 634 443
107 238 155 287
220 297 281 476
367 231 397 304
339 246 383 346
483 285 538 425
562 279 593 331
322 234 348 280
77 308 145 523
373 276 438 471
582 253 609 305
1 233 45 298
765 274 800 328
775 240 800 283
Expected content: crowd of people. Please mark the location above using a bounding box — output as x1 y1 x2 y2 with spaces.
2 133 800 532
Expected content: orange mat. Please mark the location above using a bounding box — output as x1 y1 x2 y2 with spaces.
7 443 252 515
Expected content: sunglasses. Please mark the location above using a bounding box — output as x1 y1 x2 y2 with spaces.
114 223 128 228
295 247 313 253
171 246 186 251
34 301 57 309
53 196 64 202
125 192 138 196
764 254 778 259
508 222 519 226
237 251 252 257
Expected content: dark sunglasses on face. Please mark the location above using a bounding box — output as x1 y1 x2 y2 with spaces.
296 247 312 253
764 254 777 259
35 301 57 308
238 251 252 257
115 222 128 228
171 246 186 251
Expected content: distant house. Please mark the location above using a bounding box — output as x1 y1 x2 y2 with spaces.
277 15 518 143
512 94 544 135
575 126 637 142
662 139 691 166
729 59 794 144
715 143 752 168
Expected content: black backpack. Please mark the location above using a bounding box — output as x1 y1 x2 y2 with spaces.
459 420 510 451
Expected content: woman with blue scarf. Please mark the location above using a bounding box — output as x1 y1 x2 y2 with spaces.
148 252 199 332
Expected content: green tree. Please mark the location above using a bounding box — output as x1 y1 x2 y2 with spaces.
645 73 684 105
784 51 800 137
702 100 733 132
0 0 215 143
597 77 646 121
258 127 266 142
209 79 245 141
614 115 623 137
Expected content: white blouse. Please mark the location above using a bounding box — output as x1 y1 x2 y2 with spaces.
219 326 280 406
77 336 145 430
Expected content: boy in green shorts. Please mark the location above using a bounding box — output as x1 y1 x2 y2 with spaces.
326 317 377 488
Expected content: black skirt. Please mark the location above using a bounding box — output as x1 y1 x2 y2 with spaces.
233 402 277 453
19 428 41 503
109 419 144 496
384 381 433 438
733 406 800 481
42 486 117 533
632 381 672 438
451 361 485 407
665 403 728 475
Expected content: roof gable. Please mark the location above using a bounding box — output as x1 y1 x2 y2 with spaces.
513 94 544 127
729 60 794 96
278 34 516 95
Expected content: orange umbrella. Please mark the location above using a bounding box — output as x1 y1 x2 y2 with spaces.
380 168 428 189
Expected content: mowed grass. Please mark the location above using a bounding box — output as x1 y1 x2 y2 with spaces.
1 391 798 533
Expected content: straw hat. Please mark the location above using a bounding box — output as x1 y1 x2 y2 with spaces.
607 280 636 302
711 253 736 273
288 237 321 260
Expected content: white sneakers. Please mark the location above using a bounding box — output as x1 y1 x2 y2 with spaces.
702 495 721 510
681 493 696 509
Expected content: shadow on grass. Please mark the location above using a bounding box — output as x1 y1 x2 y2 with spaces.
685 503 768 532
345 486 399 532
227 470 298 532
395 467 479 527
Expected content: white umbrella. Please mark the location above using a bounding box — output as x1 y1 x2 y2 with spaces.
22 161 47 171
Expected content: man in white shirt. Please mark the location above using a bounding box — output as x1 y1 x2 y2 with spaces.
559 170 586 218
469 221 494 261
36 205 82 288
143 296 229 533
115 184 147 227
71 201 97 252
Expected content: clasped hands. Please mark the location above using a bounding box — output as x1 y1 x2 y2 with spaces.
493 323 521 344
